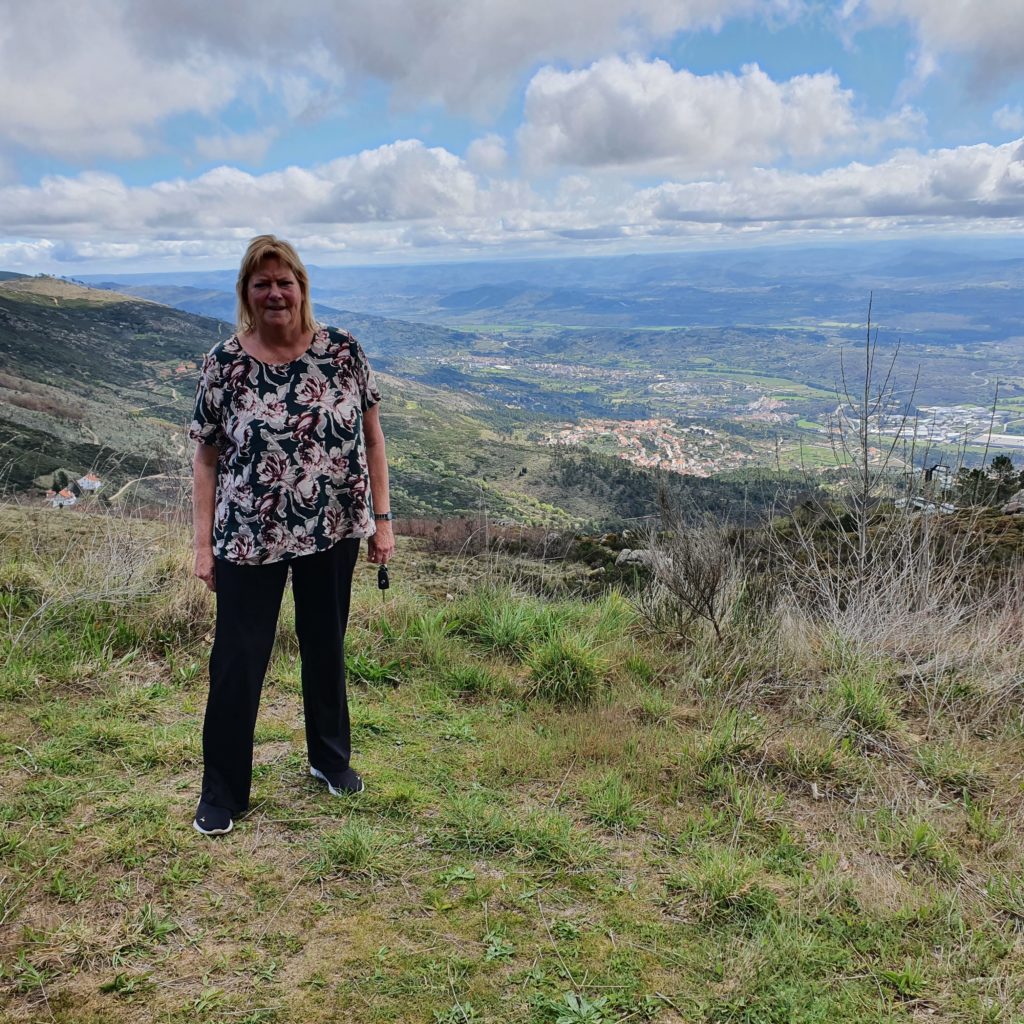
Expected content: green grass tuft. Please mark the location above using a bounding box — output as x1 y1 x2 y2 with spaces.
309 820 393 877
829 671 900 736
580 769 643 829
441 662 504 698
915 741 991 795
436 792 590 865
346 651 403 687
524 635 605 706
666 847 778 923
455 592 562 657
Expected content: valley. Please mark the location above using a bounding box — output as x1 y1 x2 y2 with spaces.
0 240 1020 523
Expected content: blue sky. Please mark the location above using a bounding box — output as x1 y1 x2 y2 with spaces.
0 0 1022 272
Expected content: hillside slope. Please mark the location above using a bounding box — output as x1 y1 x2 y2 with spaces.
0 277 222 494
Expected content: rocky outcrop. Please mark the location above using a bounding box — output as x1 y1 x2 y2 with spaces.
615 548 655 567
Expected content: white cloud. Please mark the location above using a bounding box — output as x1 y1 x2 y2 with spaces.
127 0 804 114
994 105 1024 135
0 1 802 161
195 130 278 165
0 238 57 266
0 141 525 239
308 142 491 222
1 136 1022 270
629 138 1024 226
466 134 509 174
519 57 921 174
845 1 1024 87
0 2 241 159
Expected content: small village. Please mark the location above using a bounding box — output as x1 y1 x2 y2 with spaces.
542 416 757 476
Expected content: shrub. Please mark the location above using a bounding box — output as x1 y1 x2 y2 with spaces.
639 504 744 642
399 516 574 557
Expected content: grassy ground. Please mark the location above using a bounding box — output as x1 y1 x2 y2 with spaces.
1 506 1023 1023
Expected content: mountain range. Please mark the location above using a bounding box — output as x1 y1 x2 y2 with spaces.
83 240 1024 413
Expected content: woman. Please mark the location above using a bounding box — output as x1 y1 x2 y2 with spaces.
189 235 394 836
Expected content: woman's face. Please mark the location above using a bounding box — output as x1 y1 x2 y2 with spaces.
247 257 302 334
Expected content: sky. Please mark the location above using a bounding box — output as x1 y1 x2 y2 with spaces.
1 0 1023 273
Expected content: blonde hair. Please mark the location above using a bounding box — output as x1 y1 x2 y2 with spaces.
235 234 317 335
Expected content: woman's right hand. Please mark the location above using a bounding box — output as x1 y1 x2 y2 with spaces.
194 545 216 592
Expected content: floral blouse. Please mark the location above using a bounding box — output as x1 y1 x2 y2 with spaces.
189 326 382 565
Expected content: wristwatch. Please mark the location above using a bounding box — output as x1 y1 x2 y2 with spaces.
373 511 394 521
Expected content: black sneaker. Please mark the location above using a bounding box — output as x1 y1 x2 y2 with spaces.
310 765 365 795
193 802 233 835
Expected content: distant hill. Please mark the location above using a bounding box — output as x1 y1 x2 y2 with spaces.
88 281 480 374
84 241 1024 414
84 240 1024 339
0 276 225 387
89 282 240 321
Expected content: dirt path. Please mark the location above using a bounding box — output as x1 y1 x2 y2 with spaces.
106 472 179 501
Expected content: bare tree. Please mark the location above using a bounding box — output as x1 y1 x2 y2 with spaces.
827 295 920 588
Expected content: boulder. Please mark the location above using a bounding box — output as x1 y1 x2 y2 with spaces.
1002 488 1024 514
615 548 652 566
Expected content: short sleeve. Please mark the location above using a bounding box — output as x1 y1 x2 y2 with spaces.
189 350 225 447
351 337 382 412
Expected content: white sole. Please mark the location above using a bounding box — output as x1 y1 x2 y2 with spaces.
193 818 233 836
310 765 365 795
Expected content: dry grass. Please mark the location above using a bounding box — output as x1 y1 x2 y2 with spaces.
399 516 574 560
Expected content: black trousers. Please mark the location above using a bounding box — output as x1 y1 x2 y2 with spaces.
200 538 361 813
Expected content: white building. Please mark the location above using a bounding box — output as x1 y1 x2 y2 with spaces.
49 488 78 508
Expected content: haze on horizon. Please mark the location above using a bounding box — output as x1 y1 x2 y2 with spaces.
1 0 1023 275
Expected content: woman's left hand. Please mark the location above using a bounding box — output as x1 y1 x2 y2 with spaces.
368 522 394 564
